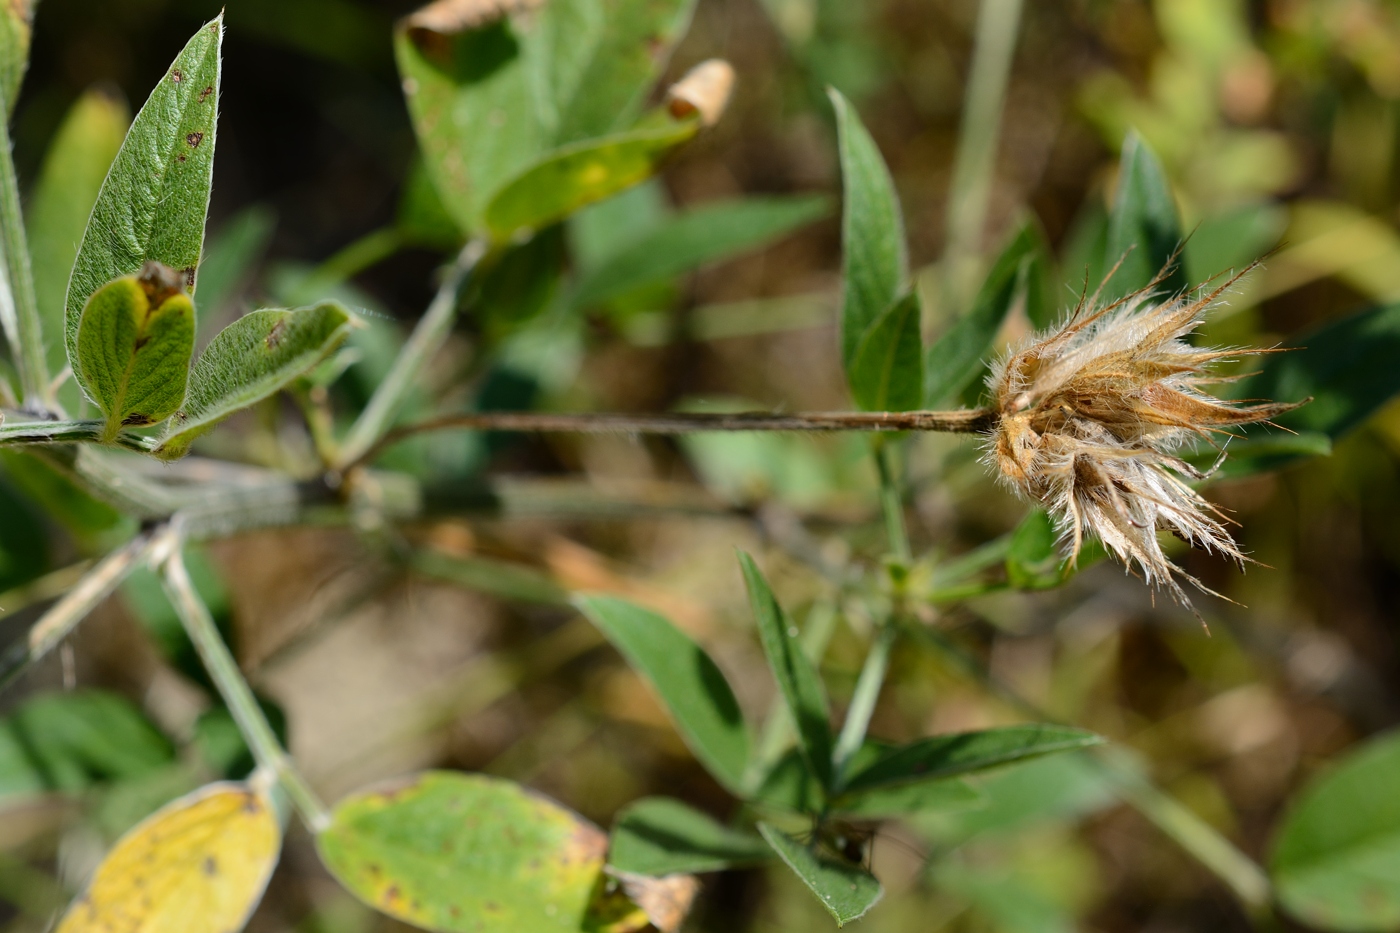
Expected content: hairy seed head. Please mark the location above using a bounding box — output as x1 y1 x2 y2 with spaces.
985 263 1301 612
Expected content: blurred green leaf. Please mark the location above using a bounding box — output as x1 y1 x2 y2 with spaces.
0 472 47 590
842 725 1105 797
12 689 173 792
75 271 194 439
830 88 906 371
1102 131 1187 302
925 220 1046 406
484 117 699 241
158 302 356 458
27 88 130 381
0 719 44 799
608 797 770 875
399 157 463 249
394 0 697 233
758 823 882 926
576 594 750 795
414 548 566 605
934 863 1078 933
90 763 201 841
833 777 983 819
569 195 830 312
318 771 611 933
849 291 923 412
194 206 277 338
1183 201 1287 285
754 749 823 814
0 449 130 550
0 0 34 115
192 699 288 780
65 16 222 402
570 180 670 272
466 226 566 337
739 551 833 792
1005 509 1061 590
1271 730 1400 932
122 546 232 688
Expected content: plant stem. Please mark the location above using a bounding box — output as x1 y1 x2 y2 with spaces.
0 418 152 453
0 93 49 411
831 623 897 789
0 530 157 691
336 239 487 470
747 599 840 793
160 542 330 831
874 442 912 564
943 0 1024 306
351 407 997 473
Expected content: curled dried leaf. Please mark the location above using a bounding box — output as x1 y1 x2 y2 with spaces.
665 59 735 127
403 0 543 37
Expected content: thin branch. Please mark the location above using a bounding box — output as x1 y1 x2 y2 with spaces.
0 530 158 691
348 407 998 472
0 418 152 453
336 239 487 470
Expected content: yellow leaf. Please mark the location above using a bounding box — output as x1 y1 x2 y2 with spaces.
57 781 281 933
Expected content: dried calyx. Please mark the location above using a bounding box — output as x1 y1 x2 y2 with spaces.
985 262 1303 612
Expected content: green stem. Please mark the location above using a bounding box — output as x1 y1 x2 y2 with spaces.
874 442 911 564
831 623 897 789
0 418 151 452
336 239 486 470
160 542 330 831
0 92 49 410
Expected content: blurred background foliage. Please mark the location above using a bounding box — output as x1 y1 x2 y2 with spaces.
5 0 1400 930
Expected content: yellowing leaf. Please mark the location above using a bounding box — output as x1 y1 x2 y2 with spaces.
56 781 281 933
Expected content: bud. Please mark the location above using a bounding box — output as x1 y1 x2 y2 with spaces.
985 264 1302 612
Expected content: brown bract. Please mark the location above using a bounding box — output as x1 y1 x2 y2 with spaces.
986 264 1303 612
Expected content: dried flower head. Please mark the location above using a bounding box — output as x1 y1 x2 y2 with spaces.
986 263 1300 611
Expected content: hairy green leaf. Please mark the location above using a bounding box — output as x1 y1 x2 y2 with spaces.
849 291 923 412
739 551 833 792
1272 730 1400 931
28 88 129 382
0 0 35 116
608 797 770 876
1101 131 1186 302
75 267 194 441
758 823 882 926
157 302 355 459
569 195 831 312
576 594 749 795
395 0 697 233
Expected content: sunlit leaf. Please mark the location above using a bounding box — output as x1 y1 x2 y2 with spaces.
157 302 356 458
576 594 750 795
1101 130 1186 302
848 291 923 412
54 781 280 933
75 267 194 441
65 17 222 401
608 797 770 876
830 88 906 371
739 552 833 792
758 823 882 926
1272 730 1400 932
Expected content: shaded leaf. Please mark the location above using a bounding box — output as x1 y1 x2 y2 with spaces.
1101 131 1187 302
1182 201 1287 286
569 195 830 312
75 266 194 440
925 220 1045 406
13 689 174 793
65 17 222 400
55 782 280 933
758 823 882 926
849 291 923 412
0 719 44 799
842 725 1104 795
739 552 833 792
830 87 906 370
157 302 356 458
1004 509 1062 590
608 797 770 876
576 594 749 795
1271 730 1400 932
834 777 984 819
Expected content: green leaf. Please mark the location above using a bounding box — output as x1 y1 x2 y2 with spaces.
1271 730 1400 931
834 777 984 819
738 551 833 792
27 88 130 382
12 689 174 793
569 195 831 312
1005 509 1062 590
0 0 35 116
925 220 1045 407
758 823 882 926
157 302 356 458
0 719 44 800
75 267 194 440
575 594 750 795
317 771 610 933
841 725 1105 796
0 449 130 550
1101 130 1187 302
484 117 699 241
848 291 923 412
608 797 770 876
1182 201 1286 286
65 16 222 402
830 87 906 370
394 0 697 233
